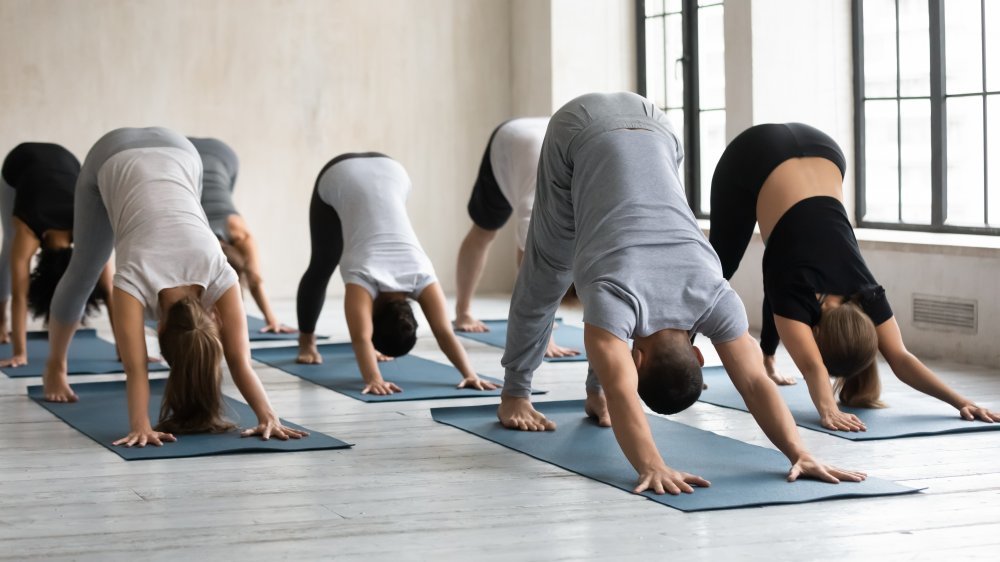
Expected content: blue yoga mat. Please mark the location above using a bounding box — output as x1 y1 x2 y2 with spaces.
698 366 1000 441
1 329 168 378
145 315 325 342
431 400 920 511
27 379 351 460
457 319 587 362
251 343 544 402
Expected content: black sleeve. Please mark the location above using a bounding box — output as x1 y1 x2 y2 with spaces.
759 295 780 356
766 273 820 327
296 185 343 334
856 284 893 326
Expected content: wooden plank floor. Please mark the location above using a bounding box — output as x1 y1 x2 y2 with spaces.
1 296 997 560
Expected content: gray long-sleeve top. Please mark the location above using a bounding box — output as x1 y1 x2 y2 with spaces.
188 137 239 242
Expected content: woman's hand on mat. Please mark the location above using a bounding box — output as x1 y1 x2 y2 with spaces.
113 428 177 448
0 354 27 368
787 455 867 484
261 322 297 334
958 403 1000 423
763 355 796 385
544 338 580 359
453 314 488 333
819 408 867 432
634 464 711 495
457 376 498 391
241 416 309 441
362 379 403 395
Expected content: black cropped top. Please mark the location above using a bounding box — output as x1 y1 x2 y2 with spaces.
1 143 80 240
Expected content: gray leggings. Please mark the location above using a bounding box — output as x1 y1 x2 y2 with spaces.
47 171 113 325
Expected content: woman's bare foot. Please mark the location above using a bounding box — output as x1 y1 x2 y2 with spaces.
498 396 556 431
42 364 77 403
763 355 797 385
454 313 488 333
544 336 580 359
584 390 612 427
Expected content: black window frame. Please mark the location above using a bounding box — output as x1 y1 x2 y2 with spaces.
636 0 723 219
853 0 999 235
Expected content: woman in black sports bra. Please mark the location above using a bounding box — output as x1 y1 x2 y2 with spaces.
709 123 998 432
0 143 110 368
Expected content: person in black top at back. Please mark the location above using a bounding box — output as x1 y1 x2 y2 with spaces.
709 123 998 432
0 143 110 368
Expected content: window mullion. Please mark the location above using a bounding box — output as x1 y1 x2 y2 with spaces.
682 0 700 211
929 0 947 226
852 0 867 223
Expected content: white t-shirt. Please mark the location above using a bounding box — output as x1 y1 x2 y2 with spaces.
489 117 549 250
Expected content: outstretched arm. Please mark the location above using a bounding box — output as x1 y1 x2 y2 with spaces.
877 318 998 422
585 324 711 494
0 221 39 367
774 315 867 431
715 332 866 482
229 216 292 334
109 289 173 447
215 284 306 440
418 282 497 391
344 284 401 395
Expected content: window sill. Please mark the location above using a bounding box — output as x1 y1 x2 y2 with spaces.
696 219 1000 258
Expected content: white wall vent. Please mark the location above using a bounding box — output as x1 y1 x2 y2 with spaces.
912 294 978 334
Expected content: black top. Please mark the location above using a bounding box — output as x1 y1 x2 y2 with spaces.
760 196 893 355
1 143 80 240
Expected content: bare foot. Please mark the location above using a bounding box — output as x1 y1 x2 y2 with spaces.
544 336 580 359
498 396 556 431
584 390 611 427
43 364 78 403
375 352 395 362
763 355 796 385
454 313 488 333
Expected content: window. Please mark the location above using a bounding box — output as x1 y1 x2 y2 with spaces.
637 0 726 217
854 0 999 234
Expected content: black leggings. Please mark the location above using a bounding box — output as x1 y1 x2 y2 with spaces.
708 123 846 354
295 152 388 334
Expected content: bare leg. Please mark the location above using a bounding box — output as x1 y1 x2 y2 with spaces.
454 225 497 332
763 354 797 385
498 395 556 431
42 319 78 402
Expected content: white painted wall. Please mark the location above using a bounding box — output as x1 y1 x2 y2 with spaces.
0 0 513 299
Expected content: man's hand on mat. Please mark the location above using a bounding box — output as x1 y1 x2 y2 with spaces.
787 455 867 484
457 376 498 391
498 396 557 431
241 417 309 441
261 322 297 334
453 314 489 333
819 409 867 432
0 354 27 368
113 428 176 448
958 403 1000 423
634 464 711 495
584 390 612 427
544 337 580 359
362 379 403 395
763 355 796 385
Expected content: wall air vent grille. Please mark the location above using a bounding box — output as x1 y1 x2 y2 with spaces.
912 294 977 333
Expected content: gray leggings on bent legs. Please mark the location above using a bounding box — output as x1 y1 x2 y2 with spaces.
48 179 113 325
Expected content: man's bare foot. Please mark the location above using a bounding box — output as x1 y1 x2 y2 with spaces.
584 390 611 427
544 336 580 359
498 396 556 431
454 313 488 333
43 366 77 403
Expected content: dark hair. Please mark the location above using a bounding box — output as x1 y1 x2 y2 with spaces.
28 247 105 323
156 295 235 434
371 299 418 357
636 338 703 415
